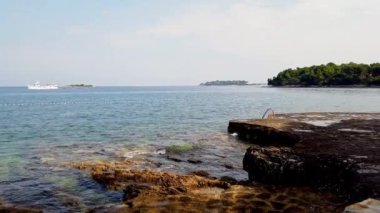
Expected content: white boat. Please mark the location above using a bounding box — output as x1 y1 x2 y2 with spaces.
27 82 59 90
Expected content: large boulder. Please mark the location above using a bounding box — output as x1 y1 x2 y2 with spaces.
229 113 380 201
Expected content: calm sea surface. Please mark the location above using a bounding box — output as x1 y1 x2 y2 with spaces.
0 86 379 211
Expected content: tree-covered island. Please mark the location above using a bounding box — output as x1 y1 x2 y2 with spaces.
268 62 380 86
200 80 248 86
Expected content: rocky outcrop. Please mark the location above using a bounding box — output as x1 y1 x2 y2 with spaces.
229 113 380 201
228 119 301 146
75 160 346 212
243 146 361 196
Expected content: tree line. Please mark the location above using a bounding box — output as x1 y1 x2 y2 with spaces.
268 62 380 86
200 80 248 86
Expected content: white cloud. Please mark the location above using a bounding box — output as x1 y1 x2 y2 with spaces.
141 0 380 66
3 0 380 85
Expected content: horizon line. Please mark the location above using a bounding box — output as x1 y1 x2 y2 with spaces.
0 84 268 87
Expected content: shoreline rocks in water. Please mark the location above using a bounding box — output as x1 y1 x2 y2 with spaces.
0 199 42 213
74 160 346 212
228 112 380 201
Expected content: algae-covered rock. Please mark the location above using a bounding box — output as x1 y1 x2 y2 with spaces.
165 144 195 154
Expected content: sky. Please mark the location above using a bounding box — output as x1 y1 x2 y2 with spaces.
0 0 379 86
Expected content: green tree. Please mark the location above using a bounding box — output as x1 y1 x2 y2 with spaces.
268 62 378 86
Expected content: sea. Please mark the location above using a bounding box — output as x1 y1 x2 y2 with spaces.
0 86 379 212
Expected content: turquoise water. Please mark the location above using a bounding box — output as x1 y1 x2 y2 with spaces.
0 86 379 211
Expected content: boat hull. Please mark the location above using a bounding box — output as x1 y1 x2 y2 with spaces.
27 84 59 90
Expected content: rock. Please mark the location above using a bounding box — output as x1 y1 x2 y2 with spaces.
187 159 202 164
81 161 230 191
230 112 380 201
88 204 130 213
228 119 300 146
223 163 234 169
0 201 42 213
190 170 210 177
54 192 82 208
78 161 346 212
220 176 238 184
344 198 380 213
166 155 183 162
123 184 150 201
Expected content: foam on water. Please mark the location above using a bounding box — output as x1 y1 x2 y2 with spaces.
304 119 342 127
338 128 374 133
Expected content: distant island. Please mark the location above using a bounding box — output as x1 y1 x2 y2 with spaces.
200 80 248 86
268 62 380 87
64 84 94 88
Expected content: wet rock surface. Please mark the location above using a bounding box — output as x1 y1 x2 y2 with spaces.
0 199 42 213
343 198 380 213
75 161 346 212
229 113 380 201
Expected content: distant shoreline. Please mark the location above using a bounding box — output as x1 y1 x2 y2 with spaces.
268 85 380 88
199 80 266 86
200 84 266 86
1 84 380 88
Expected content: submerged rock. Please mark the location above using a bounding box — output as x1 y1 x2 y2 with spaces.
165 144 195 154
344 198 380 213
187 159 202 164
0 199 42 213
76 161 230 191
229 112 380 201
166 155 183 162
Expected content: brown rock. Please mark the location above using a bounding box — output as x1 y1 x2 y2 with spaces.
189 170 210 177
0 203 42 213
77 161 346 212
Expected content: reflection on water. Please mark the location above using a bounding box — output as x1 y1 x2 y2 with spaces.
0 86 379 211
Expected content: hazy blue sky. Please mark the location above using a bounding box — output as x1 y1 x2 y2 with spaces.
1 0 379 86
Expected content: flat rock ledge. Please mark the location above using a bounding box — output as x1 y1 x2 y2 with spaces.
228 112 380 201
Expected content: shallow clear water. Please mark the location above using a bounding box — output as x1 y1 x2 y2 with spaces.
0 86 379 211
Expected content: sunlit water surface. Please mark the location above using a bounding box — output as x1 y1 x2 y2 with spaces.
0 86 379 211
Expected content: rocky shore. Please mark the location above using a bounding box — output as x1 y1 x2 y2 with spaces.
72 160 345 212
4 112 378 212
61 112 380 212
228 112 380 201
